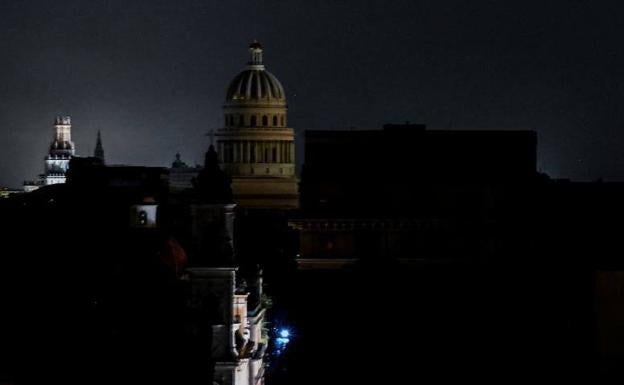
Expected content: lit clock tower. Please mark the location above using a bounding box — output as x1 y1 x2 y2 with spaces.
43 115 75 185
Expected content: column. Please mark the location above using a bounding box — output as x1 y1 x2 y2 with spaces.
282 142 286 164
281 141 285 163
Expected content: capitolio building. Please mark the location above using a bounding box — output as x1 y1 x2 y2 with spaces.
216 41 299 209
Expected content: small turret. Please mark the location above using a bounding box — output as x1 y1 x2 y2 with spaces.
248 40 264 68
193 145 233 203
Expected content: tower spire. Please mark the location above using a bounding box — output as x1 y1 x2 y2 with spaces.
207 129 215 146
94 130 105 163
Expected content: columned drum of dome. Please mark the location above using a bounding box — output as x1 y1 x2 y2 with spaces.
216 42 298 209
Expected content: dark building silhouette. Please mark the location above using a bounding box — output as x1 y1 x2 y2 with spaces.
94 130 105 163
0 153 269 385
292 124 539 265
5 120 624 384
193 145 233 204
269 123 624 383
0 161 185 384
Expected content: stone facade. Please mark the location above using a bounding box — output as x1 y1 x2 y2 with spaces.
186 267 266 385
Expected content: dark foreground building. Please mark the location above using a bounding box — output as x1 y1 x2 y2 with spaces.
0 152 268 385
3 122 624 383
269 124 624 382
292 123 539 265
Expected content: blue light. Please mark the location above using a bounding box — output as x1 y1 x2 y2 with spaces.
279 329 290 338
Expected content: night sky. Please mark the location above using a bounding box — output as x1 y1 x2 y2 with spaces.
2 0 624 187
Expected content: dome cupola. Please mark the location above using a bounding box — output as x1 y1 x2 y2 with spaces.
225 41 286 106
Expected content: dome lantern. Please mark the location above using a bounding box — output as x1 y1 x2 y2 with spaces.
248 40 264 69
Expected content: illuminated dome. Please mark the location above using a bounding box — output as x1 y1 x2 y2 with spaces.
225 41 286 105
216 41 298 209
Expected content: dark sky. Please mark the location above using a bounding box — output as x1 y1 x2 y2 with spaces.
2 0 624 187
